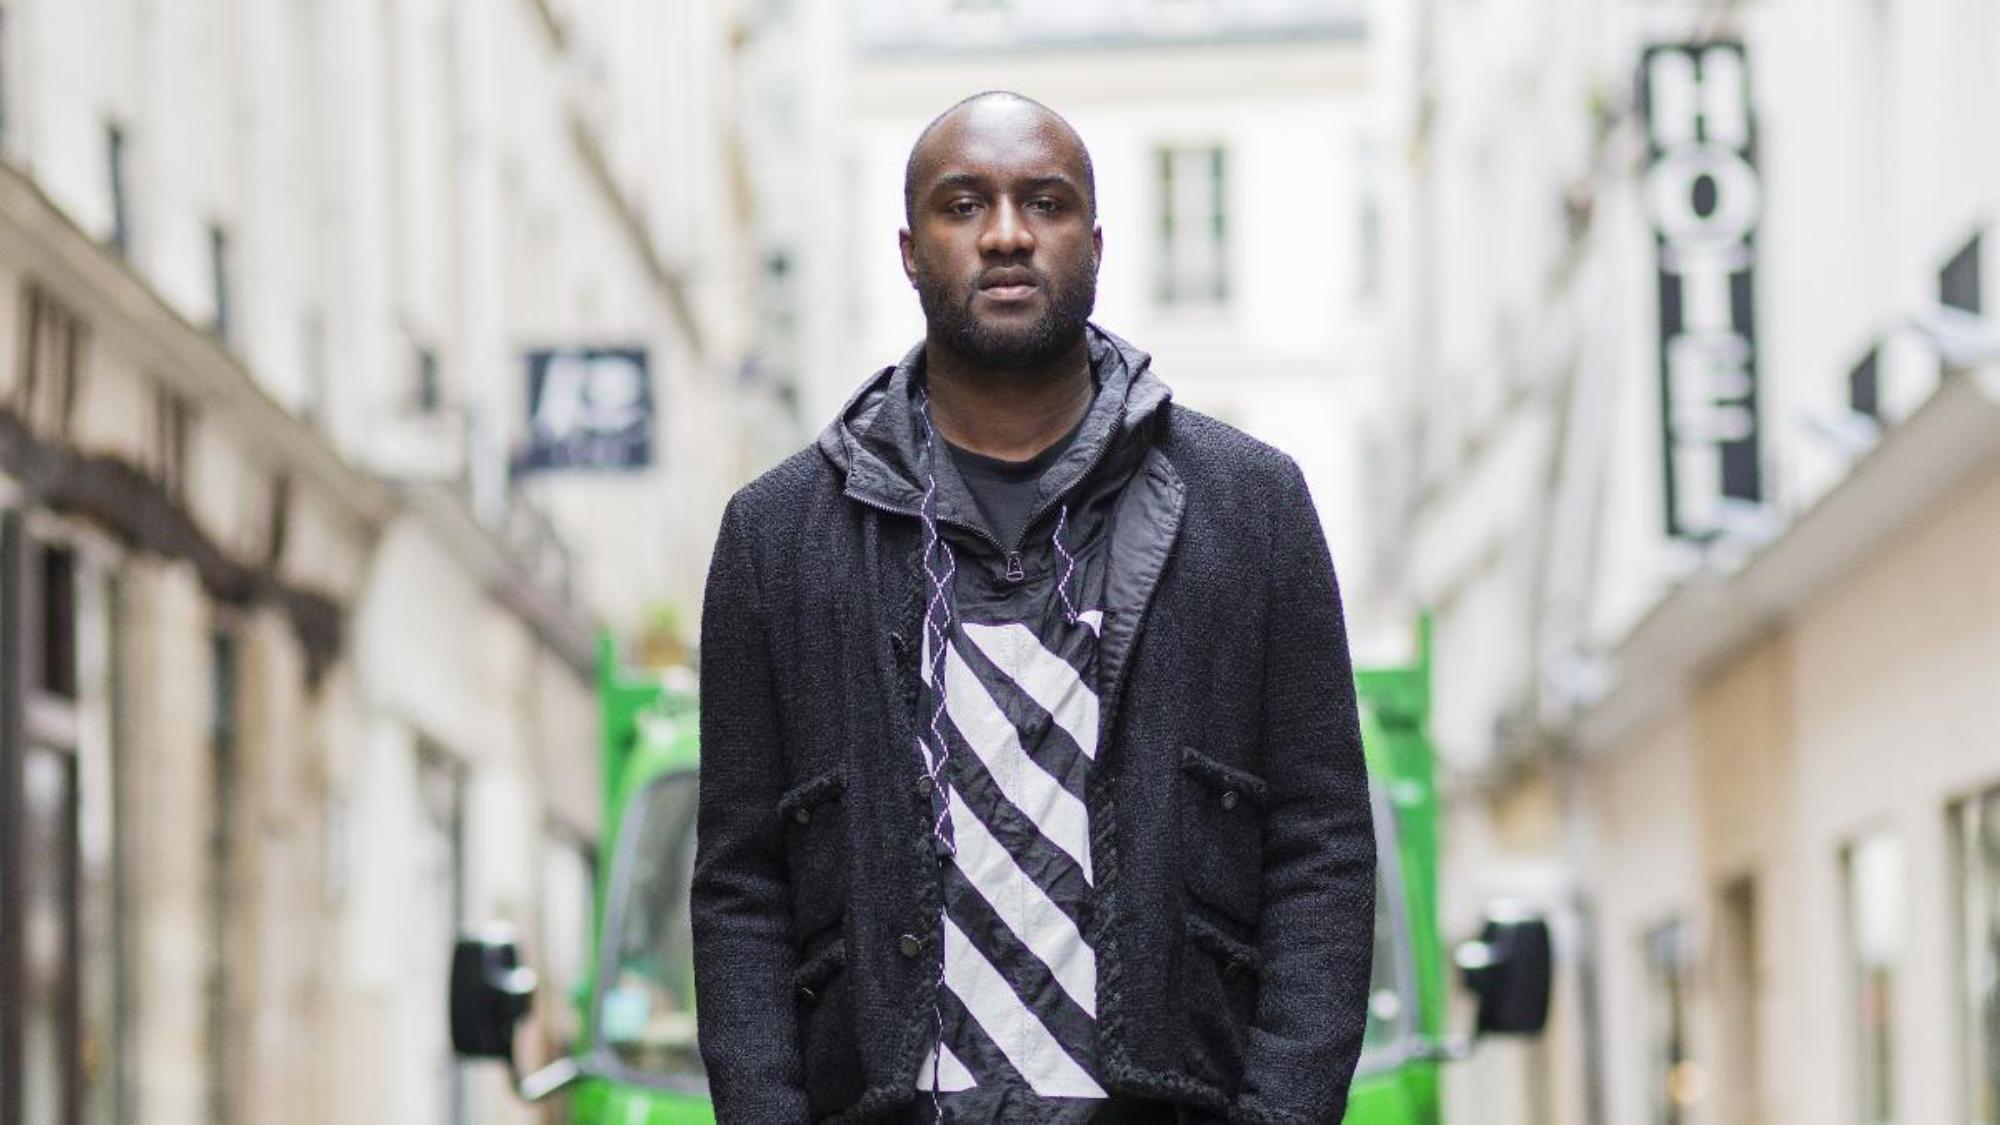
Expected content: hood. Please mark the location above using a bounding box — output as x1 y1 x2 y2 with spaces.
816 323 1173 530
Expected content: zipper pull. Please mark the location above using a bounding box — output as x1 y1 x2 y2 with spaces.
1003 551 1025 583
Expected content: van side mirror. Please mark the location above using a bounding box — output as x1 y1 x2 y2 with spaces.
450 927 538 1060
1455 915 1552 1036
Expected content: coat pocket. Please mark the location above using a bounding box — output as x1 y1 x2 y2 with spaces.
1177 744 1267 928
778 768 851 946
789 932 866 1117
1180 905 1261 1089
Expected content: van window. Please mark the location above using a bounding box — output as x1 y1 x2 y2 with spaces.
1363 862 1414 1054
595 771 703 1080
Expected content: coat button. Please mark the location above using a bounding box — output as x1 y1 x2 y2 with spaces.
915 775 935 798
899 933 923 959
1219 790 1240 811
792 806 812 825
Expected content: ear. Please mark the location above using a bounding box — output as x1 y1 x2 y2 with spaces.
899 227 918 288
1092 224 1104 274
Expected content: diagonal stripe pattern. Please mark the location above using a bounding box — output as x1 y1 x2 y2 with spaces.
916 600 1109 1111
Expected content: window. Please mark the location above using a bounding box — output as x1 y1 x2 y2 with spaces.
1942 232 1984 315
151 388 191 504
17 282 89 439
38 546 76 699
207 224 232 344
1845 831 1904 1125
1358 784 1417 1072
2 523 121 1124
1954 791 2000 1124
595 771 703 1081
206 629 238 1125
14 746 77 1125
1361 864 1413 1055
106 124 129 257
1714 877 1764 1122
1155 145 1228 306
1643 919 1696 1125
413 345 441 414
1849 346 1881 422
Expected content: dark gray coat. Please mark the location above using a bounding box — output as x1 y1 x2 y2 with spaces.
693 329 1376 1124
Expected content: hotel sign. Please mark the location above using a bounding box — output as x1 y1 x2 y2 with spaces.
1641 42 1764 542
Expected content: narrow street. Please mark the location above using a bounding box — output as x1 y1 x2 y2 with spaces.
3 2 1999 1123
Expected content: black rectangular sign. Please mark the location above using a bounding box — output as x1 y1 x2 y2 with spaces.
520 347 653 473
1641 42 1764 542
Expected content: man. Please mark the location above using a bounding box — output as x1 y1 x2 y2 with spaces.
693 91 1375 1124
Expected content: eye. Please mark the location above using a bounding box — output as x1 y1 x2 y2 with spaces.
1026 197 1062 214
946 198 982 217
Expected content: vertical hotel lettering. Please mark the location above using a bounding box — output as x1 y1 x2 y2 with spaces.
1641 42 1765 542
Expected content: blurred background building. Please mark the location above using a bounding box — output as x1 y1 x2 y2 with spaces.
1374 1 2000 1123
801 0 1397 648
0 0 771 1120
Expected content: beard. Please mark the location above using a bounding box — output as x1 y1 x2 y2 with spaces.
916 255 1097 370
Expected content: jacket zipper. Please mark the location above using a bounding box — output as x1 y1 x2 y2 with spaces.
848 423 1118 585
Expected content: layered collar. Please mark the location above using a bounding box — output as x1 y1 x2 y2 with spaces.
816 324 1173 541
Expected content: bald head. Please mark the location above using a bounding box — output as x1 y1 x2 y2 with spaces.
902 91 1097 227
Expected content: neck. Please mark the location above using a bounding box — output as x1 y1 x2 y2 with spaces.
923 332 1093 461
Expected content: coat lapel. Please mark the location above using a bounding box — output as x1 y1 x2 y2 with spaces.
1095 444 1186 747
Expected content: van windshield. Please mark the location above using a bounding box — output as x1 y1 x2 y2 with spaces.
1362 862 1413 1053
594 770 704 1080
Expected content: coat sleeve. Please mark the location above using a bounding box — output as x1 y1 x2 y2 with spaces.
1233 457 1378 1125
691 495 811 1122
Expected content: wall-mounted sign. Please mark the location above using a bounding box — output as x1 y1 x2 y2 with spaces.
1641 42 1764 542
520 347 653 473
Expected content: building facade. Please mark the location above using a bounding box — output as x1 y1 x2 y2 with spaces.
0 0 760 1121
1376 0 2000 1122
755 0 1397 648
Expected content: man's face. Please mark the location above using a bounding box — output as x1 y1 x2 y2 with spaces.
901 103 1102 370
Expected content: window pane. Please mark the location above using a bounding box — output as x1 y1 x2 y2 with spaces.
1361 864 1409 1052
1643 919 1695 1125
20 748 79 1125
1958 794 2000 1125
74 564 120 1124
106 123 129 256
1941 232 1983 315
597 772 703 1078
1208 147 1227 302
1846 831 1903 1125
208 225 231 343
39 545 76 699
1154 144 1228 307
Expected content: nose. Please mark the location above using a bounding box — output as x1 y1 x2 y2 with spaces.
978 196 1036 257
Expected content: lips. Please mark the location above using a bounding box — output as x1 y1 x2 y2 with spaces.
978 267 1042 303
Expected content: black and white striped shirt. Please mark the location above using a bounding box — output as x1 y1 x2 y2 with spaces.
914 562 1108 1121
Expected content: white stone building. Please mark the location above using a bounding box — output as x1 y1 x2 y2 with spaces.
750 0 1396 647
0 0 760 1121
1376 0 2000 1122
